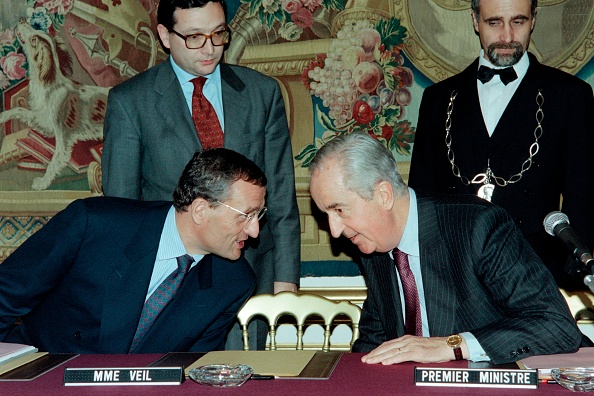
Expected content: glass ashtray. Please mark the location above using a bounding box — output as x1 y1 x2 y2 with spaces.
551 368 594 392
188 364 253 387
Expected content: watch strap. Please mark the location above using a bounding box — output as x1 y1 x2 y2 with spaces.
453 346 463 360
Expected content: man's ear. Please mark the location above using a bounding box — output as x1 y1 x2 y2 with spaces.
471 10 479 34
377 180 395 210
189 198 209 224
156 24 172 50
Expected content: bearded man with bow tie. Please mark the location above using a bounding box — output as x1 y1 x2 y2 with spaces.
409 0 594 290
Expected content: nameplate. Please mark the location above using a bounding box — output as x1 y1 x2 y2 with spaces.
64 367 183 386
415 367 538 389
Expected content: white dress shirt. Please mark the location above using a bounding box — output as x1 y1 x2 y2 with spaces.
477 50 529 136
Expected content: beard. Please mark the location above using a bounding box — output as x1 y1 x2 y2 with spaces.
486 41 524 67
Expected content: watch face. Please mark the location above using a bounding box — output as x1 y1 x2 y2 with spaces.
447 335 462 347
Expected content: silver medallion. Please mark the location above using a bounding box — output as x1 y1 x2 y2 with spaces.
477 183 495 202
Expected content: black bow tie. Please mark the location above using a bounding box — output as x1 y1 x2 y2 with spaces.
477 65 518 85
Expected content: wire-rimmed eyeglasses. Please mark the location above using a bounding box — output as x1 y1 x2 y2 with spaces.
170 28 230 49
215 201 267 225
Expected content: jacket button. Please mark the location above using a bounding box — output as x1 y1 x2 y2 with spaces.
522 347 530 353
74 331 82 340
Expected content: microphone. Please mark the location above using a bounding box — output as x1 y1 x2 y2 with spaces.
543 211 594 272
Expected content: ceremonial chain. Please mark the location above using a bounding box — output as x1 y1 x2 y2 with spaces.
444 89 544 201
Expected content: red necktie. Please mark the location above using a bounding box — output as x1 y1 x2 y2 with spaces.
393 249 422 336
191 76 224 150
129 254 194 352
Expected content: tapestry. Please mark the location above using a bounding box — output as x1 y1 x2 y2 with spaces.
1 0 593 267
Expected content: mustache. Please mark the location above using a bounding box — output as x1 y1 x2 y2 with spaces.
488 41 523 50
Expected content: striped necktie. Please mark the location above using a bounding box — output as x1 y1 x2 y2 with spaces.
393 249 422 336
129 254 194 352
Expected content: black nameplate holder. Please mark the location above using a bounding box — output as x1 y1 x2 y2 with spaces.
64 367 183 386
415 367 538 389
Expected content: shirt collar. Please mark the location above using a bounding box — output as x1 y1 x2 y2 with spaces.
395 187 419 258
169 56 222 87
156 206 204 263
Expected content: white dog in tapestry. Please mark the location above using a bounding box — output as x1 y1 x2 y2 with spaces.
0 19 109 190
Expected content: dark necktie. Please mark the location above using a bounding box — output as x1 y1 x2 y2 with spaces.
393 249 422 336
477 65 518 85
191 76 224 150
129 254 194 352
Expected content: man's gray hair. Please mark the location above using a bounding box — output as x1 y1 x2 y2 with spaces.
471 0 537 17
309 132 407 200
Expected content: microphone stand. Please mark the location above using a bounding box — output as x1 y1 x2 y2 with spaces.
579 258 594 294
584 275 594 294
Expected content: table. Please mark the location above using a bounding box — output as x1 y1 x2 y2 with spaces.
0 353 570 395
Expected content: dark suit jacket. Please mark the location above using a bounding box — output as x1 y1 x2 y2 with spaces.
353 193 587 364
0 197 256 354
408 54 594 289
101 60 300 292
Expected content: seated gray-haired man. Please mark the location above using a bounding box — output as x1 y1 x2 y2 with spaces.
309 132 590 365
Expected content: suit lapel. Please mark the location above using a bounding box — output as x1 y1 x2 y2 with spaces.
489 54 541 150
98 205 169 353
220 64 250 152
416 194 457 336
449 62 492 175
372 254 406 339
153 60 202 151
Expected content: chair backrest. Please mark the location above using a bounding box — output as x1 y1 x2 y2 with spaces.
236 291 361 352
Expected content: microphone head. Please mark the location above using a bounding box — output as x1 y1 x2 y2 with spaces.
543 211 569 236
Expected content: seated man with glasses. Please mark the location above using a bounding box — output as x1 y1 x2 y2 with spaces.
0 148 264 354
102 0 301 352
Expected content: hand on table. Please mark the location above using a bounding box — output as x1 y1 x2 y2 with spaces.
361 335 468 365
274 281 298 294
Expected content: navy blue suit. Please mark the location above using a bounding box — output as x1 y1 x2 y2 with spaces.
0 197 256 353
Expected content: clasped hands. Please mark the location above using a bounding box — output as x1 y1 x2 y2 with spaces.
361 335 468 365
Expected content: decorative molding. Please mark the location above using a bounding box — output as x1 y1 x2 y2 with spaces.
300 287 368 306
0 215 50 262
238 39 331 76
332 9 390 35
392 0 594 82
0 191 94 215
0 191 94 261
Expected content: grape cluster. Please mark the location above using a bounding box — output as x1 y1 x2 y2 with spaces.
307 20 377 126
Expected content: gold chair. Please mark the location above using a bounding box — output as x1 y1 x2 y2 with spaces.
236 291 361 352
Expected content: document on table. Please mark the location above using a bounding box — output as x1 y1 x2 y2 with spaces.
185 350 316 377
0 342 38 366
517 347 594 379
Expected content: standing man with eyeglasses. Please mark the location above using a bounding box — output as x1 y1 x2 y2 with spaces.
0 149 263 354
408 0 594 290
101 0 301 349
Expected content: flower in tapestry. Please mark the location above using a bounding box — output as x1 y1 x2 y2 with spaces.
240 0 344 41
0 0 73 90
296 17 416 167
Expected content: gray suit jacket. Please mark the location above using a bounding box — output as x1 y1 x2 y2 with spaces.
102 60 300 292
353 193 587 364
